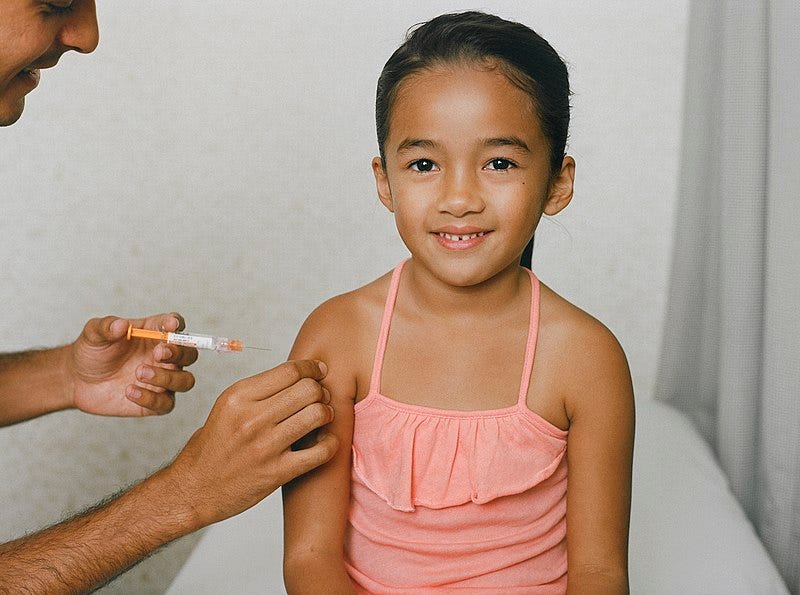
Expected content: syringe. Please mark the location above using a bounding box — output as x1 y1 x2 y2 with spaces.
126 324 269 353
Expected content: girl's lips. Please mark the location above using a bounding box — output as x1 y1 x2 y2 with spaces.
433 230 491 250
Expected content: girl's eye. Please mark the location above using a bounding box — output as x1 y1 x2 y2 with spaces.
486 158 515 171
410 159 438 172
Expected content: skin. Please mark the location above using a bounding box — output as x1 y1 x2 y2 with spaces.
0 359 338 593
0 309 340 590
283 62 634 594
0 313 197 425
0 0 99 127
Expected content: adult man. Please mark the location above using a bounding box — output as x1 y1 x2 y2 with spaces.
0 1 338 591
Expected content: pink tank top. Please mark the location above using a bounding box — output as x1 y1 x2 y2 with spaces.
345 261 569 594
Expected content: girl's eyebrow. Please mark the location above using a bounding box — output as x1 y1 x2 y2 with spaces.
396 138 436 154
482 136 531 152
396 136 531 154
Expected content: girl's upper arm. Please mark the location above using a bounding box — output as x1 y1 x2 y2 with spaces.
282 297 359 589
564 322 635 592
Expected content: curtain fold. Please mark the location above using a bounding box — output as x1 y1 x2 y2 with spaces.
655 0 799 590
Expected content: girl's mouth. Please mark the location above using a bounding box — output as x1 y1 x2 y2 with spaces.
436 231 487 241
433 230 491 250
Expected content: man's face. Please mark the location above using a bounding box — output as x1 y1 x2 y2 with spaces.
0 0 98 126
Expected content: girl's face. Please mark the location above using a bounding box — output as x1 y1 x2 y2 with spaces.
373 61 574 288
0 0 99 126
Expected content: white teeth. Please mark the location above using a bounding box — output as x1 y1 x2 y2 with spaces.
438 232 485 241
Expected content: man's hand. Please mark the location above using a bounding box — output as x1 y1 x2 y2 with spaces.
67 313 199 416
0 359 338 592
163 360 339 528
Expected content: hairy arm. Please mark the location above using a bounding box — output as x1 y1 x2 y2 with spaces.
0 313 197 427
282 297 360 595
0 347 72 426
564 319 635 595
0 467 199 593
0 360 337 593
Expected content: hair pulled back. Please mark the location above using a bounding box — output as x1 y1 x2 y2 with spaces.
376 11 571 174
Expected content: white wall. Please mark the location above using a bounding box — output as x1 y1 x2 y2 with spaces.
0 2 688 592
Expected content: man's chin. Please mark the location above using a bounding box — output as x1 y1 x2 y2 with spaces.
0 97 26 127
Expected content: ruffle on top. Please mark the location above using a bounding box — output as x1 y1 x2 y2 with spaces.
352 394 568 513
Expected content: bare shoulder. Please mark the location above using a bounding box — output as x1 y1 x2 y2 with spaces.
290 271 393 400
537 282 634 423
293 274 389 351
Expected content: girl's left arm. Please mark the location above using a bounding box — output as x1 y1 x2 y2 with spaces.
564 322 635 595
282 298 359 595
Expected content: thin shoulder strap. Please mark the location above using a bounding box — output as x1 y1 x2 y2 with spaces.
518 268 541 406
368 260 408 394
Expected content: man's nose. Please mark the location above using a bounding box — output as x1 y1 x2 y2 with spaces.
56 0 100 55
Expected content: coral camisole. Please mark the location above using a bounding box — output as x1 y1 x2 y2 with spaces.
345 261 569 594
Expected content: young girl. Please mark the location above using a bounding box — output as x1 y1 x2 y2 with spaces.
283 11 634 594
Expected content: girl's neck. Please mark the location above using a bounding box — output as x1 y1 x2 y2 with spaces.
402 259 530 321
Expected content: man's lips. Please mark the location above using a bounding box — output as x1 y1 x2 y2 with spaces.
28 56 60 70
15 68 41 89
18 57 59 81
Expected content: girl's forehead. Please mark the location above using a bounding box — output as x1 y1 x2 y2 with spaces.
387 63 541 138
395 60 505 96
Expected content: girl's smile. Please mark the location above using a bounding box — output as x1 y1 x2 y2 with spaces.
433 227 492 251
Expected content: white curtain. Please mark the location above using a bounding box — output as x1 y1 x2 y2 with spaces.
655 0 800 591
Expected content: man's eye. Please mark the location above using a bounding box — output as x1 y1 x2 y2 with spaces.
410 159 438 172
486 158 515 170
45 2 74 15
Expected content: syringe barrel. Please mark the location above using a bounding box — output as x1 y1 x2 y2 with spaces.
128 325 244 352
164 332 243 352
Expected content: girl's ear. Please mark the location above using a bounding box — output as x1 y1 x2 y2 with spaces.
372 156 395 212
543 155 575 216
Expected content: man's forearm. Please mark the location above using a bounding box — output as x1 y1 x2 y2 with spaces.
0 347 71 427
0 465 202 594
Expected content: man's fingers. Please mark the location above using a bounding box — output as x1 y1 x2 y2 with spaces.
268 378 331 424
136 365 196 393
121 312 185 337
155 342 199 367
125 385 176 415
282 431 339 479
83 312 186 345
81 315 120 345
226 360 328 403
133 312 184 333
159 312 185 332
277 400 335 445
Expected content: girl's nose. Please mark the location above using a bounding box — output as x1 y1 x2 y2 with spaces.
437 168 485 217
56 0 100 55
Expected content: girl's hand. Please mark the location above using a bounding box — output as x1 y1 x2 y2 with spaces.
66 313 198 416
